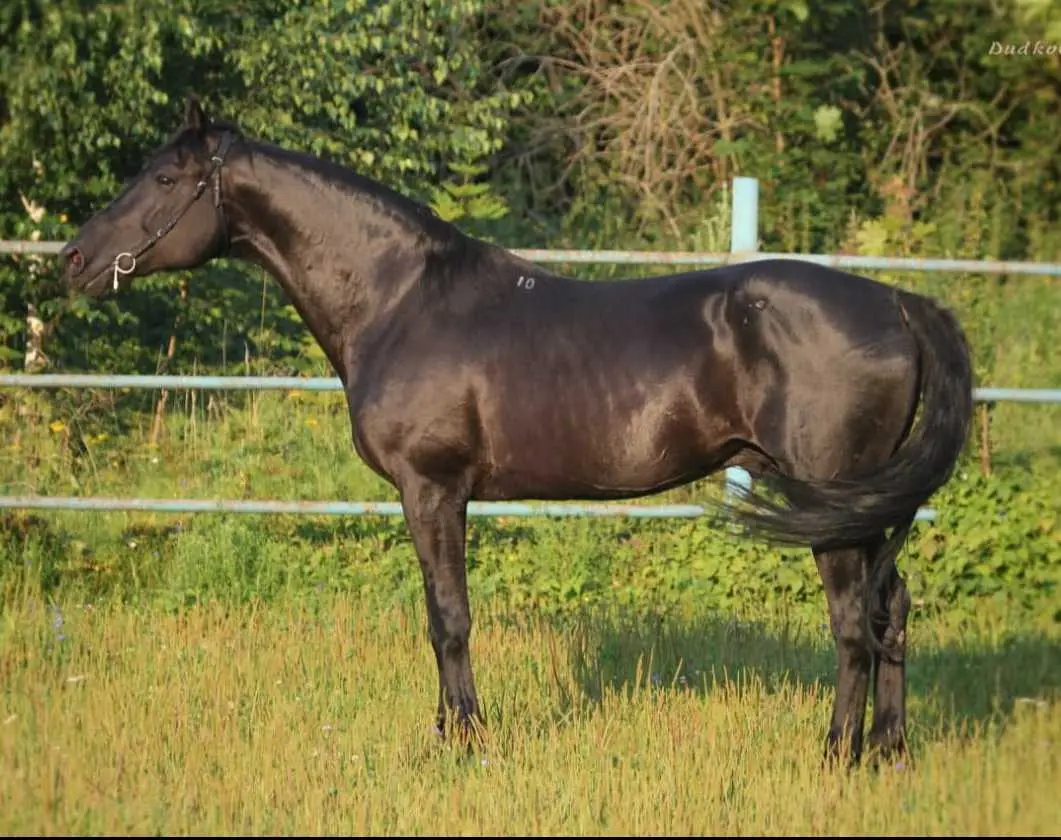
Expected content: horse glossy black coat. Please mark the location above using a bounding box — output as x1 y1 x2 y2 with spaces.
60 98 974 765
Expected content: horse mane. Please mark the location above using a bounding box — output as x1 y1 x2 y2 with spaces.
243 129 514 300
168 114 502 300
163 115 457 242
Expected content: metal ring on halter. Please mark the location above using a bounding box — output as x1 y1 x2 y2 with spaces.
112 252 136 291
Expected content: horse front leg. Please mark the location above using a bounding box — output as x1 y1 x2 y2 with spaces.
400 476 482 744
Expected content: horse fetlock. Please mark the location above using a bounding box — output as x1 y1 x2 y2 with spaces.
866 721 908 763
824 724 864 767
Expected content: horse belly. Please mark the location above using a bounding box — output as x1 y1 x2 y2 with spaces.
476 384 723 500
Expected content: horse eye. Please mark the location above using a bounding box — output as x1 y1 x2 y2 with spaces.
156 174 175 187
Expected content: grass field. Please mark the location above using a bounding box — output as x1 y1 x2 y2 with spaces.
0 385 1057 834
1 270 1059 833
2 594 1059 834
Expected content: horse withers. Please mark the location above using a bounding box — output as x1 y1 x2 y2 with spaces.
59 97 974 765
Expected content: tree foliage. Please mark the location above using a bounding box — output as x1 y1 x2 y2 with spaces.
1 0 1059 374
487 0 1061 257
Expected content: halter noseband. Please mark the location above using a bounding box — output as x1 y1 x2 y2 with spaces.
111 131 235 291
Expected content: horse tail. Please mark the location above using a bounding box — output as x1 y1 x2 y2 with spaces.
723 289 974 552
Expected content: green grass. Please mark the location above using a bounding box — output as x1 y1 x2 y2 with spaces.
0 387 1057 834
1 594 1058 834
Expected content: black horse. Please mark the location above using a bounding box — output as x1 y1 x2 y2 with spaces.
60 97 973 765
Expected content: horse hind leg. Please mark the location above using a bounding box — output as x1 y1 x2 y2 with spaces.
815 532 913 768
814 542 877 765
867 564 912 763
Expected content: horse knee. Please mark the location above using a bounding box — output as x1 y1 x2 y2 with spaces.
440 613 471 655
428 597 471 653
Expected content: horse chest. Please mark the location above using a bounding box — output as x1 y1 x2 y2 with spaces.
347 411 391 483
344 383 397 482
346 377 482 486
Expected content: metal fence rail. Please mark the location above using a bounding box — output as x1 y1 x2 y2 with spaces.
1 373 1058 404
6 239 1061 276
0 495 940 523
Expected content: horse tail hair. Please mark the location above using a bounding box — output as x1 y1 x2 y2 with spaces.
722 289 974 554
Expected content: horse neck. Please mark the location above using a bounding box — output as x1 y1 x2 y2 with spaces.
223 140 444 378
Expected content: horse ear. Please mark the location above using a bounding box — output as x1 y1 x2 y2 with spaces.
183 95 209 133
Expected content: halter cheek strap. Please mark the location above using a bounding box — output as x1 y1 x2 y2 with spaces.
111 131 235 290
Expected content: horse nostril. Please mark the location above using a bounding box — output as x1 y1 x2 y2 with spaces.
66 248 85 275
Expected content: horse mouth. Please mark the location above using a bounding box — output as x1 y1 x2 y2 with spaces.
75 266 116 299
